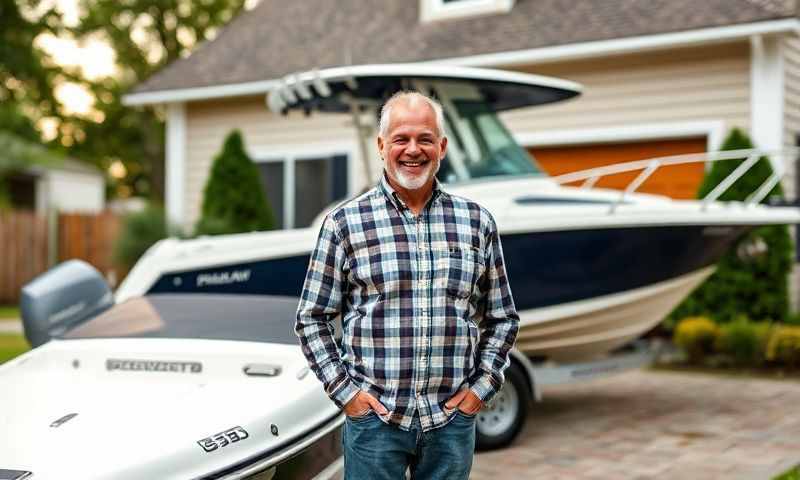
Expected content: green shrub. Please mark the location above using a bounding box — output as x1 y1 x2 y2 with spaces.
766 326 800 369
714 316 773 366
667 128 793 326
195 130 276 236
112 204 169 271
674 316 719 364
786 312 800 326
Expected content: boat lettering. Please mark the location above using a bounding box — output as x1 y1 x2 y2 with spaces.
197 426 249 453
196 269 252 287
106 358 203 373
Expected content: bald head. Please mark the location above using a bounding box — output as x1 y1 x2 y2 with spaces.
378 91 446 139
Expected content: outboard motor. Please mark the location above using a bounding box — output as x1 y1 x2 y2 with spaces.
20 260 113 347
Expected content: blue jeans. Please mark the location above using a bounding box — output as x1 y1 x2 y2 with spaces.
343 410 476 480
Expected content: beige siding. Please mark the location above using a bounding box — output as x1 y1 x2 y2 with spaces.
184 97 364 230
784 37 800 199
783 36 800 312
500 43 751 141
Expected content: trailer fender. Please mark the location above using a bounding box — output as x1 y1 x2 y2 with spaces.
507 348 541 402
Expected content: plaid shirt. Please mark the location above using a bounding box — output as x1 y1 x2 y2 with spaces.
295 175 519 431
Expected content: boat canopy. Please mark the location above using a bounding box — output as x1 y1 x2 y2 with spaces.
266 64 582 184
266 64 582 114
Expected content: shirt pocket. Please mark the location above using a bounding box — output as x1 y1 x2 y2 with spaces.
435 246 485 302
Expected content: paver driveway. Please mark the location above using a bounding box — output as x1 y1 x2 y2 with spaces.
471 369 800 479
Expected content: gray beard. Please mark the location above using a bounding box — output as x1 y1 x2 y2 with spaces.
387 160 441 190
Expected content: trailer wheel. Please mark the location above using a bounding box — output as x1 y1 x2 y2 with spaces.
475 362 528 451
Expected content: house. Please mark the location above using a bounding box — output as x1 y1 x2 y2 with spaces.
123 0 800 301
1 133 105 214
123 0 800 226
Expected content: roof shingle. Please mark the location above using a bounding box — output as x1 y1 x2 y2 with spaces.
133 0 797 94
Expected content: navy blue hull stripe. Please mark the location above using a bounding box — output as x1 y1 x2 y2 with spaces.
147 225 750 310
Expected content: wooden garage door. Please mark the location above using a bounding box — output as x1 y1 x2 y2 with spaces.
529 138 707 199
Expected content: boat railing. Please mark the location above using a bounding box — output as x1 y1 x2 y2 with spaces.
550 148 800 213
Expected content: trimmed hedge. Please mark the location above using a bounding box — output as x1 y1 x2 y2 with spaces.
767 326 800 369
674 316 718 364
714 316 772 366
674 316 800 369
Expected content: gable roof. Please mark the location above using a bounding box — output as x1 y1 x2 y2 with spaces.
129 0 798 99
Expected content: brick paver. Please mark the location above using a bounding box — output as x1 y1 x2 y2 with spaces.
471 369 800 479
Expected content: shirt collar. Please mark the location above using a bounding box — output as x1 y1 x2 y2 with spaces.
379 173 443 212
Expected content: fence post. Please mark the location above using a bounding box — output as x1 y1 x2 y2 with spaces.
47 208 58 268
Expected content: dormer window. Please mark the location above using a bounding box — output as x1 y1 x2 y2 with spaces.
420 0 515 22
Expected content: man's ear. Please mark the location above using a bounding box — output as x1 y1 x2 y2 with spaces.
377 136 385 159
439 136 448 160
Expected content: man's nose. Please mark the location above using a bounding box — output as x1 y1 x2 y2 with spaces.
406 139 421 155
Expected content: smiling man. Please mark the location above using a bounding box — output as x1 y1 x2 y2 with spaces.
295 91 519 479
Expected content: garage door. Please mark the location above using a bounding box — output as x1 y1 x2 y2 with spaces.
528 138 707 200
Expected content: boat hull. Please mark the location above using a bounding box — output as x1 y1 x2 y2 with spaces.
137 224 748 362
515 266 715 361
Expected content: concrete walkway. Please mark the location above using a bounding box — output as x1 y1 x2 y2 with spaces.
471 369 800 479
0 319 22 334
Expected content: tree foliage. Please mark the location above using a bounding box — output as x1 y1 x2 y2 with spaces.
66 0 247 200
0 0 67 205
0 0 63 139
195 130 275 235
667 128 793 325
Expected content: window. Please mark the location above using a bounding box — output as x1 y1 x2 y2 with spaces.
256 153 349 229
419 0 514 22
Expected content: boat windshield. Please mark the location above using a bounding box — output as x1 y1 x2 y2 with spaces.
437 99 544 184
62 294 301 344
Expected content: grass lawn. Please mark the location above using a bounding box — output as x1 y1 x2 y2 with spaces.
774 465 800 480
0 305 19 320
0 333 30 364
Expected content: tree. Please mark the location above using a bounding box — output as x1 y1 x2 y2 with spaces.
0 0 66 206
67 0 248 200
0 0 63 142
195 130 275 235
667 128 793 325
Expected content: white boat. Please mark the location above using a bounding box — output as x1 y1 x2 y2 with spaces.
114 64 800 362
3 262 342 480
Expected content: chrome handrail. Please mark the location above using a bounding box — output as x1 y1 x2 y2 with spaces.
551 148 798 214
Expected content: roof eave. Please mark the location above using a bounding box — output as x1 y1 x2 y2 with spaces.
122 17 800 107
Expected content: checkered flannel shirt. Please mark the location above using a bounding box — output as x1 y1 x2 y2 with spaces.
295 175 519 431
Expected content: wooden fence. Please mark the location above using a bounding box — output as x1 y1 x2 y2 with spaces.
0 209 122 304
0 210 49 304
